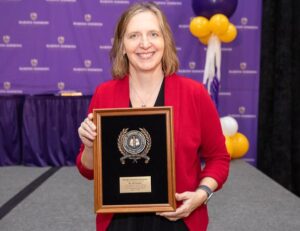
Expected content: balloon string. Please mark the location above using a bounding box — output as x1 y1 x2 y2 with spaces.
203 34 221 93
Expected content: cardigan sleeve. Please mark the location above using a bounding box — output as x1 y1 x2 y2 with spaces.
197 84 230 191
76 86 101 180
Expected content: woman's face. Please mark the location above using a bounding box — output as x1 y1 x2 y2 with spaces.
123 11 165 75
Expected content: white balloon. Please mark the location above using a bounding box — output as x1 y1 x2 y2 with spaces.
220 116 238 136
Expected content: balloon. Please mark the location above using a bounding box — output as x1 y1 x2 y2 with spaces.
192 0 238 19
209 14 229 36
225 135 234 157
198 33 211 45
230 132 249 159
220 116 238 136
219 23 237 43
189 17 211 38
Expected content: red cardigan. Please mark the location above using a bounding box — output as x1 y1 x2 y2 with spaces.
76 74 230 231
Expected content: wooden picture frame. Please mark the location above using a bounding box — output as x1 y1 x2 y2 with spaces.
93 107 176 213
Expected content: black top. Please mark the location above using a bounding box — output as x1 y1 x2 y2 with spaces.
129 78 165 108
107 79 188 231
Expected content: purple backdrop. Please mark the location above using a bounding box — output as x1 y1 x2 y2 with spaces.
0 0 261 165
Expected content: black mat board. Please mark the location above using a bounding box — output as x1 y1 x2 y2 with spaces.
101 114 168 205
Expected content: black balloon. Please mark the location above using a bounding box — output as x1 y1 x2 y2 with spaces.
192 0 238 18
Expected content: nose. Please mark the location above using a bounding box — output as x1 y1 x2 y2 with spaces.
139 35 151 49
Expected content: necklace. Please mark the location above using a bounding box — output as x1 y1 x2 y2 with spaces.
130 76 163 108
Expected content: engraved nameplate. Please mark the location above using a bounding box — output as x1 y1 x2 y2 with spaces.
119 176 151 193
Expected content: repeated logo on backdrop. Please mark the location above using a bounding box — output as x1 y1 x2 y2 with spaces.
228 62 258 75
0 35 22 48
99 0 130 4
19 59 50 72
45 0 77 3
73 14 103 27
0 0 261 163
153 1 182 6
178 61 203 74
237 17 259 30
46 36 77 49
18 12 50 25
73 59 103 73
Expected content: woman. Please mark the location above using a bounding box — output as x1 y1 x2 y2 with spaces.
77 2 230 231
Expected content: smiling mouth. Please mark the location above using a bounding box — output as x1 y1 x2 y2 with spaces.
137 52 155 60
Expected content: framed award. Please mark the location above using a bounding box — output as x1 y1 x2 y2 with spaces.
93 107 176 213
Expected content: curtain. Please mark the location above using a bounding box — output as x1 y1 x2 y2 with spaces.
0 96 24 165
257 0 300 196
22 96 90 166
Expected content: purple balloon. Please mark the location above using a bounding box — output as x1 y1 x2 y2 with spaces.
192 0 238 18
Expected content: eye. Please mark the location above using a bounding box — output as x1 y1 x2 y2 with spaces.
150 32 159 37
129 34 136 39
128 33 139 40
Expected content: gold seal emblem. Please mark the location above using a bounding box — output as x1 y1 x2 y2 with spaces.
118 128 151 164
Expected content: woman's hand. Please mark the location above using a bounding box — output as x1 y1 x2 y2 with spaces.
78 113 96 169
78 113 96 148
156 190 207 221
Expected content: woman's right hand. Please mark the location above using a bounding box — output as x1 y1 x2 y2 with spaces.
78 113 97 148
78 113 96 169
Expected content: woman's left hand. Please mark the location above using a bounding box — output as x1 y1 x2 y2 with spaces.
156 190 207 221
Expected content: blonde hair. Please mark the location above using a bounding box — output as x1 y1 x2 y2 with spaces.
110 2 179 79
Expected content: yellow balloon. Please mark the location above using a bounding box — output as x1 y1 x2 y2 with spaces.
224 136 234 158
189 16 210 38
198 33 211 45
209 14 229 36
219 23 238 43
230 132 249 159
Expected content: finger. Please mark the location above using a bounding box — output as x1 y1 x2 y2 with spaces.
158 206 186 218
176 192 191 201
79 126 96 141
84 117 96 131
157 212 180 220
79 124 95 139
87 113 93 120
79 129 94 143
81 114 96 131
165 213 189 220
80 119 97 136
166 217 179 221
162 206 190 220
159 210 187 221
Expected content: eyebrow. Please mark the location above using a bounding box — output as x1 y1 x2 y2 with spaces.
126 30 161 34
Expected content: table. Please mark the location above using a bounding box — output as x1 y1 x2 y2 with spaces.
0 95 91 166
